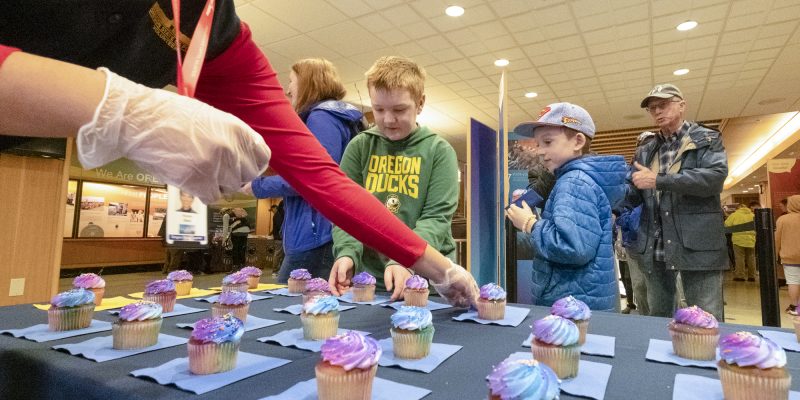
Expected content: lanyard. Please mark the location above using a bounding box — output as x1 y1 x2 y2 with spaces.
171 0 215 98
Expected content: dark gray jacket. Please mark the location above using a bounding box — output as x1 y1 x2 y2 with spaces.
624 122 729 272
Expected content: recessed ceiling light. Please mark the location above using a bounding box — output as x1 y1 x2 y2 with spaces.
743 190 749 193
445 5 464 17
673 68 690 76
676 20 698 31
524 92 538 98
494 59 510 67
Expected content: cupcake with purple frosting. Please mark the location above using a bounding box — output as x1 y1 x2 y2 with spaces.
477 283 507 320
531 315 580 379
403 275 429 307
212 291 252 322
352 272 376 302
167 270 193 296
303 277 332 304
301 295 340 340
112 301 163 349
390 306 434 359
187 314 245 375
73 273 106 306
669 305 719 360
717 332 791 400
288 268 312 293
551 296 591 345
316 331 382 400
487 358 560 400
48 288 96 331
221 271 250 293
143 279 177 312
239 266 262 289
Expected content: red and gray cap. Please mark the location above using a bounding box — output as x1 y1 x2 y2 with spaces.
640 84 683 108
513 102 595 138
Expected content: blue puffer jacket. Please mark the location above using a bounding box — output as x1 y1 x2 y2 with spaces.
252 100 363 255
529 155 627 311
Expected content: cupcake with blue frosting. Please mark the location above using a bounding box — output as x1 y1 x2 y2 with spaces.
551 295 591 345
352 272 376 302
531 315 580 379
187 314 245 375
487 358 560 400
390 306 434 359
48 288 96 331
303 277 332 304
301 295 340 340
212 291 252 322
477 283 507 320
112 301 163 349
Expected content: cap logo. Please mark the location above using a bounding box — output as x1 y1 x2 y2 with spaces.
562 116 581 125
538 106 551 119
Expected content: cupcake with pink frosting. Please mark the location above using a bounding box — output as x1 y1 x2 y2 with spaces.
167 270 193 296
717 332 790 400
143 279 177 312
403 275 429 307
668 305 719 360
239 266 262 289
72 273 106 306
112 301 163 349
303 277 332 304
288 268 312 293
487 358 560 400
187 314 244 375
212 291 252 322
48 288 96 331
221 271 249 293
351 272 376 302
477 283 507 320
316 331 382 400
550 296 591 345
531 315 580 379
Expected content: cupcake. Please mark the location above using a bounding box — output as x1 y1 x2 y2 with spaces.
477 283 507 320
316 331 381 400
239 266 262 289
718 332 791 400
351 272 376 302
48 288 96 331
142 279 177 312
303 277 332 304
112 301 163 349
301 295 340 340
403 275 429 307
187 314 245 375
550 296 591 345
288 268 312 293
167 270 193 296
487 358 561 400
72 273 106 306
221 271 249 293
390 306 434 359
531 315 580 379
212 291 252 322
668 305 719 360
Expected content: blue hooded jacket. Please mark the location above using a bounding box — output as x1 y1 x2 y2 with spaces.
251 100 363 255
529 155 627 311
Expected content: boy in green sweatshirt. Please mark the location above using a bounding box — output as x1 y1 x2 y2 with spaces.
330 56 459 300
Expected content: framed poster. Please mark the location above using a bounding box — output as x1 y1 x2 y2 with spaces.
165 185 208 248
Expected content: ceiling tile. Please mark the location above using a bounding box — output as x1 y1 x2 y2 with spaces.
469 21 511 41
326 0 374 18
356 13 393 33
379 4 421 26
577 13 613 33
729 1 765 17
571 0 613 18
372 29 411 46
759 20 799 39
393 41 427 57
307 22 384 57
236 4 300 46
531 3 573 27
540 21 580 40
766 4 800 24
445 29 480 46
404 20 438 39
268 35 343 61
512 28 546 45
252 0 348 31
433 47 464 62
490 0 538 17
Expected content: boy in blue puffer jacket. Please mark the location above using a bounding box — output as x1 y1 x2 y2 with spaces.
506 103 627 311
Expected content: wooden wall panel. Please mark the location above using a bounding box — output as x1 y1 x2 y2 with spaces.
60 238 165 269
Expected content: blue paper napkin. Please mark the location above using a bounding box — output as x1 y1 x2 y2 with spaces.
377 337 462 373
257 328 371 352
758 329 800 352
645 339 718 368
453 305 530 327
336 291 390 305
382 300 452 311
52 334 187 362
272 304 355 316
0 320 112 343
672 373 800 400
259 377 431 400
507 351 612 400
265 288 302 297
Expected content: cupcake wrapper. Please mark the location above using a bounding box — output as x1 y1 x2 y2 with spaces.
221 283 249 293
48 303 95 331
174 281 193 296
246 276 260 289
212 303 250 322
669 328 719 361
718 363 791 400
391 326 435 359
352 285 376 302
315 362 377 400
532 342 580 379
403 289 429 307
143 292 177 313
572 319 589 346
187 340 240 375
288 279 307 294
301 312 340 340
112 318 162 349
88 287 105 306
476 299 506 320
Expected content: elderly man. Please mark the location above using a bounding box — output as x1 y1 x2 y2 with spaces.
625 84 729 320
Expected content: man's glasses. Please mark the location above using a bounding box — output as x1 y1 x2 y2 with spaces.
645 99 681 114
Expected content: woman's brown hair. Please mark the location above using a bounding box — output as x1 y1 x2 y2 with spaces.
291 58 346 114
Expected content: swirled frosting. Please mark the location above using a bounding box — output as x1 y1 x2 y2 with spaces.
532 315 579 346
352 272 376 286
239 266 262 277
303 295 339 315
118 301 162 321
166 270 193 281
405 275 429 289
320 331 382 371
72 273 106 289
550 296 591 321
222 271 249 285
719 331 786 369
390 306 433 330
673 306 718 329
217 291 252 306
289 268 312 280
480 283 507 301
144 279 176 294
487 358 560 400
305 278 331 293
190 314 245 344
50 288 95 307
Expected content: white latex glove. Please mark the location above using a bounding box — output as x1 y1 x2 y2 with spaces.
430 260 479 308
76 68 270 204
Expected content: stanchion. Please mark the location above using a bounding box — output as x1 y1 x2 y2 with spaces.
506 219 518 303
754 208 780 327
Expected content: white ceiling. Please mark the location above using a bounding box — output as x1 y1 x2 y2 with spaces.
233 0 800 162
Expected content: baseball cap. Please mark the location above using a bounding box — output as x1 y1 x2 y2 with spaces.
640 84 683 108
513 102 596 138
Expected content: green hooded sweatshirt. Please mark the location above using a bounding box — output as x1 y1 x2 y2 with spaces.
333 125 458 290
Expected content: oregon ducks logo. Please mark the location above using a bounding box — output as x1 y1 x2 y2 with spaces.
385 194 401 214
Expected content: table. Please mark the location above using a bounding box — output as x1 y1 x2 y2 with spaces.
1 295 798 400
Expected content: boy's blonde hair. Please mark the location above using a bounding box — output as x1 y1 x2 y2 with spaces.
292 58 346 114
364 56 425 102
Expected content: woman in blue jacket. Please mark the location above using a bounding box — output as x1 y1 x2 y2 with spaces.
243 58 363 282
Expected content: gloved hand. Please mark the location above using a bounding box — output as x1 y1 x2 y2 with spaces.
76 68 270 204
430 260 479 308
